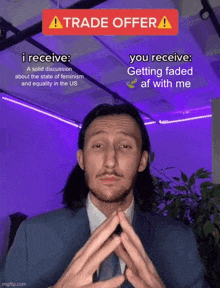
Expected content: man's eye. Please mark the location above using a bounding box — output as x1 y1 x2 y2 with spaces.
120 144 132 149
92 144 102 148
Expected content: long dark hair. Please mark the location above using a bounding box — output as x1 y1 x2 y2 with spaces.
62 103 156 212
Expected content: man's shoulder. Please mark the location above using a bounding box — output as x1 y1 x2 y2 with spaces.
23 207 84 227
136 211 198 260
136 209 192 235
149 212 190 229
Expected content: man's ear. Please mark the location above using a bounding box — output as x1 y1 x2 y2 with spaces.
77 150 84 171
138 151 148 172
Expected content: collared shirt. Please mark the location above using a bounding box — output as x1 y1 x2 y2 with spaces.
86 192 135 274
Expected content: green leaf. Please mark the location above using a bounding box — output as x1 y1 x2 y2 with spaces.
190 194 200 201
163 181 171 189
201 189 208 200
174 185 187 192
163 205 170 211
207 201 215 210
173 209 179 218
200 181 213 189
167 209 173 217
173 177 180 182
188 173 195 186
214 216 220 228
175 198 182 207
165 194 176 200
196 214 207 223
197 172 212 179
213 198 220 206
195 168 205 177
213 186 220 198
158 188 165 196
203 221 215 236
213 228 220 245
181 171 188 182
185 184 192 191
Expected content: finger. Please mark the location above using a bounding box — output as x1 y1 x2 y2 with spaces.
74 211 119 262
126 269 149 288
83 275 125 288
75 211 117 259
81 214 119 261
118 211 149 262
121 233 165 287
120 232 155 285
120 232 147 271
83 235 121 276
61 237 122 288
114 243 138 276
92 210 118 238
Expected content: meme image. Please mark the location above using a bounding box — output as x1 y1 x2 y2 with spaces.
0 0 220 287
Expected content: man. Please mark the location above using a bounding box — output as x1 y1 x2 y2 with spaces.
3 103 209 287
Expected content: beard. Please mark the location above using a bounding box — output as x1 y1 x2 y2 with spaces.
84 171 138 204
89 186 131 203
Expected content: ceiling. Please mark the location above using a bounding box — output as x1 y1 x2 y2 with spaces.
0 0 220 124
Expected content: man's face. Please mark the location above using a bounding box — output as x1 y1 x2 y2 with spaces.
77 114 148 204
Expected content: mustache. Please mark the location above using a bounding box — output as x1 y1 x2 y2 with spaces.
97 171 123 178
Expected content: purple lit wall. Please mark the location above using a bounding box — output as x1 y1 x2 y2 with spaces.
0 97 212 263
147 118 212 179
0 98 80 263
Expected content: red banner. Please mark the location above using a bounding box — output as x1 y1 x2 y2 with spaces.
42 9 178 36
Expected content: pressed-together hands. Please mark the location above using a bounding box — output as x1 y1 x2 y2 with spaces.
53 211 124 288
118 211 166 288
53 210 166 288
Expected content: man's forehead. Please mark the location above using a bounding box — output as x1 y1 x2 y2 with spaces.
86 114 141 137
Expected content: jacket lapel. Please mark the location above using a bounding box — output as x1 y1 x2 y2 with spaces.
69 206 91 251
120 204 152 288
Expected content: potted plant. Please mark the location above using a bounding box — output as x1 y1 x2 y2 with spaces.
151 165 220 288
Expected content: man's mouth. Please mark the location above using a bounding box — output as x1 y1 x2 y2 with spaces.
100 177 120 182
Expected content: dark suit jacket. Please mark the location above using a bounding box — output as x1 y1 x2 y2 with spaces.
3 205 210 288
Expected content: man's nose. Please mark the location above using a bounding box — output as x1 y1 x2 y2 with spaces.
104 146 117 168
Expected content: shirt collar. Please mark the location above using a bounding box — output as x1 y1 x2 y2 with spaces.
86 192 134 234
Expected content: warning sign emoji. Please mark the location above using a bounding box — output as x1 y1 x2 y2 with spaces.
49 16 63 29
158 16 172 29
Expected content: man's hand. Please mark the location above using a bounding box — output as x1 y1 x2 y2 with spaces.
53 211 125 288
118 211 166 288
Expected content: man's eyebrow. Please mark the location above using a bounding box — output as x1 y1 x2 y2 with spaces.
89 130 107 137
89 130 136 139
117 131 136 139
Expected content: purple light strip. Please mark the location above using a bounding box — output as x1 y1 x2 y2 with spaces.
159 115 212 124
2 96 82 128
2 95 212 128
144 121 157 125
144 114 212 125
